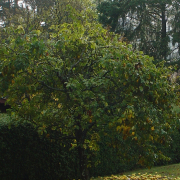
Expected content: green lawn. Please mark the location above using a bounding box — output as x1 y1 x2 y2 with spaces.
92 163 180 179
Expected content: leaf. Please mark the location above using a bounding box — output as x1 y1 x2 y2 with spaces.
139 86 143 92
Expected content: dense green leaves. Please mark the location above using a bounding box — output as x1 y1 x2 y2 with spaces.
0 119 79 179
0 3 179 179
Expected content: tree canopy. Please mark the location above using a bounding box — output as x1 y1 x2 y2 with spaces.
0 2 179 179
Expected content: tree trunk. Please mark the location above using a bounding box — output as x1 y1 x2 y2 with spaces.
75 121 90 180
77 145 90 180
161 4 167 60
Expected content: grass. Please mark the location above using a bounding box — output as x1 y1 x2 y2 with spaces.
91 163 180 179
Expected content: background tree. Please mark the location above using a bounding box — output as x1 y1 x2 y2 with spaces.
97 0 179 61
170 0 180 64
0 0 25 27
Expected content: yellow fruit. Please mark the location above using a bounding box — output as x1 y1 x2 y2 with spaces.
125 74 128 80
151 126 155 131
146 117 151 123
132 132 135 136
89 119 92 123
116 126 122 131
150 135 153 140
128 114 132 119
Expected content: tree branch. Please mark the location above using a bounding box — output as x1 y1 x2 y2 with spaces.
38 80 65 92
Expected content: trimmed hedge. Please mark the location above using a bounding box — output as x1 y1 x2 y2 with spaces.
0 121 79 180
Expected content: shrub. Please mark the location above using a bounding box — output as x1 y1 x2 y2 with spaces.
0 119 79 179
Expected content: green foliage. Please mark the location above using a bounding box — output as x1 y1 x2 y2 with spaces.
0 113 11 124
0 4 178 179
97 0 122 32
90 116 180 178
0 120 79 179
90 131 140 176
97 0 177 61
2 116 180 179
154 118 180 166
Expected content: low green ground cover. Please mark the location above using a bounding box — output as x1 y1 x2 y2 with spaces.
92 163 180 179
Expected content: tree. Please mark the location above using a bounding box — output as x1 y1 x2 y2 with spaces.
97 0 179 61
0 3 178 180
0 0 23 27
170 0 180 61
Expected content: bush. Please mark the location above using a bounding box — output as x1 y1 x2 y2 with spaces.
0 119 79 180
154 120 180 166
